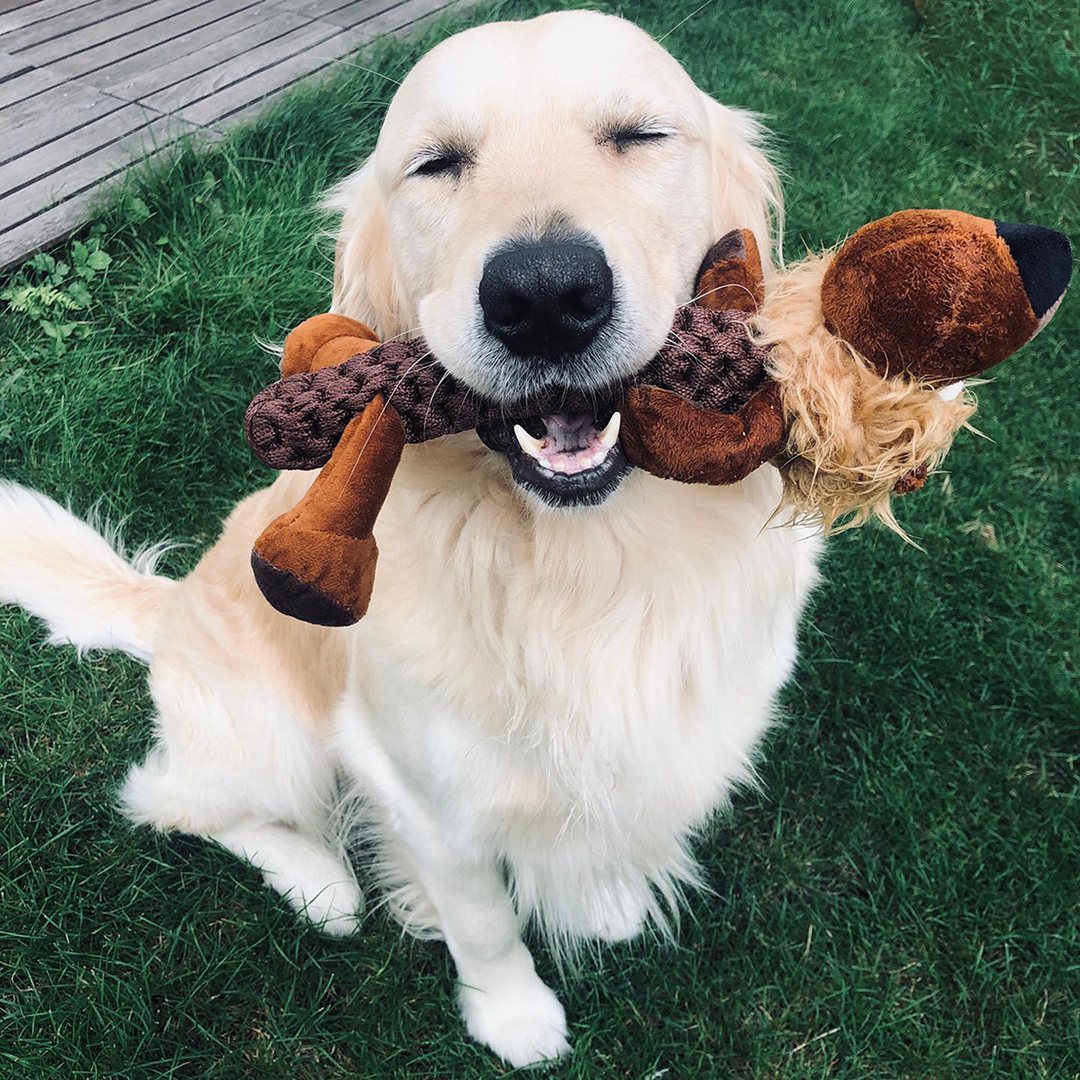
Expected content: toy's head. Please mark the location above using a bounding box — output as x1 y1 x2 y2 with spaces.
755 209 1072 530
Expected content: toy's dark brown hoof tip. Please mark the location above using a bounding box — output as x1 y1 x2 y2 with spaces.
995 221 1072 321
250 548 357 627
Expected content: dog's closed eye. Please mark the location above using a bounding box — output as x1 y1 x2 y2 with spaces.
601 126 673 153
409 146 471 178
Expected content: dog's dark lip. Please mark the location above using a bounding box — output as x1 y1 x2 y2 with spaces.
503 437 631 507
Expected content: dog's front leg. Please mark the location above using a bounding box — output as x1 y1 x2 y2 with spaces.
394 811 570 1067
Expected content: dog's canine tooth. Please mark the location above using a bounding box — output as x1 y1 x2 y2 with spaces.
514 424 545 457
598 411 621 448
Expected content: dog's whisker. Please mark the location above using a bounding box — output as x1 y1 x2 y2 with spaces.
679 281 757 309
422 368 454 441
336 352 437 493
656 0 716 42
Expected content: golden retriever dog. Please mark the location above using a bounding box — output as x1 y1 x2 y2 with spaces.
0 11 822 1066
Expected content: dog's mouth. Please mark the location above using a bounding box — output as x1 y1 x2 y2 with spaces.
476 407 631 507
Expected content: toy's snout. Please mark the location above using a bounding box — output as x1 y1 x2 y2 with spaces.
994 221 1072 329
821 209 1072 382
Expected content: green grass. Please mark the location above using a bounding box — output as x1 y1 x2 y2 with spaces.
1 0 1078 1075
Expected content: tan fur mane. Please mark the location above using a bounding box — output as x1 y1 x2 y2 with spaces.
753 252 977 535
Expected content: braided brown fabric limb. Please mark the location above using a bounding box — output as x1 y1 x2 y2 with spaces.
245 304 771 472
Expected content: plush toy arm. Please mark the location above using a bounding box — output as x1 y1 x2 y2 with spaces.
621 380 785 485
620 228 789 485
249 317 406 625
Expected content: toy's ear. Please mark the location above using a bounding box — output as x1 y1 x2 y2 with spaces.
694 228 764 313
821 209 1072 381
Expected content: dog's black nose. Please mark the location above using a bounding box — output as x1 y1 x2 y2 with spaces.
479 240 613 359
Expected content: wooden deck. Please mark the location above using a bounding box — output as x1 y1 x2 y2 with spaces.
0 0 463 268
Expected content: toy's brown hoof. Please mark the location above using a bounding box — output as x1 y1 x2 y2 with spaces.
251 549 357 627
250 525 379 627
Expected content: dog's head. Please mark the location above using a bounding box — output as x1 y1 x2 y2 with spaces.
327 11 781 508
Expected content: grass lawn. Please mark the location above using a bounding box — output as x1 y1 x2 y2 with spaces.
1 0 1078 1075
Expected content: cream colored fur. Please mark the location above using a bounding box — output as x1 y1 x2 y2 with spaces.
0 12 825 1068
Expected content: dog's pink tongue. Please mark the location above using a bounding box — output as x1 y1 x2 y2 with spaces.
544 413 594 452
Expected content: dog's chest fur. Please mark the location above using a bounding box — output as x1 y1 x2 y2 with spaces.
338 443 820 934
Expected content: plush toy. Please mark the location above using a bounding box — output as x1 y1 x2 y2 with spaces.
244 209 1071 626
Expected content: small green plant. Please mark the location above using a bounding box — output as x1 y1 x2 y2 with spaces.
1 232 112 353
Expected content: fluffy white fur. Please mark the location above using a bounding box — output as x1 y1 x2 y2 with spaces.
0 12 822 1067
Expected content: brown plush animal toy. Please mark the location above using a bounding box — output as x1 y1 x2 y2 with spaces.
245 209 1071 626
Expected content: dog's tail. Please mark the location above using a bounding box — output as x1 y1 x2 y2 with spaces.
0 482 176 663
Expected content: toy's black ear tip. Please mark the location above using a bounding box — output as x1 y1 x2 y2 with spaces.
995 221 1072 322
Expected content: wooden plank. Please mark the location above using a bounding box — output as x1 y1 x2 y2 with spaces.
0 0 101 38
182 0 457 128
12 0 240 68
0 58 66 109
192 0 456 131
0 47 30 77
175 22 369 126
329 0 454 33
0 103 171 199
80 5 307 95
39 0 270 81
1 0 470 268
0 187 103 263
0 131 179 265
271 0 369 19
144 17 343 114
0 0 40 15
0 81 125 162
0 113 195 233
0 0 179 55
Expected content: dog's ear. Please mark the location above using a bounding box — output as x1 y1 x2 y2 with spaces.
699 96 784 277
323 157 410 339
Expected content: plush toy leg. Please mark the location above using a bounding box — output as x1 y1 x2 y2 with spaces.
251 396 406 626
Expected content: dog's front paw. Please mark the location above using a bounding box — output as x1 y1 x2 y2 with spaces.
459 960 570 1067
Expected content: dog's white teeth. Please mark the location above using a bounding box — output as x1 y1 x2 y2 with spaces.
514 424 545 457
598 411 621 449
